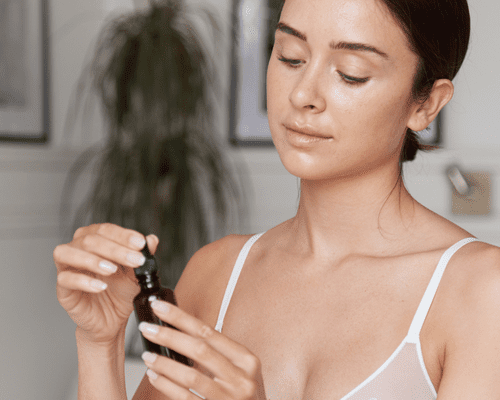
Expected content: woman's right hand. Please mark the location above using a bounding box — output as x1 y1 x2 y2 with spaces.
54 223 159 345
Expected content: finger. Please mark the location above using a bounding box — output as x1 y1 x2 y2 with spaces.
145 368 207 400
142 352 229 400
139 321 242 383
146 234 160 255
57 270 108 293
54 244 119 276
73 223 147 251
151 301 261 375
139 321 253 390
73 234 146 268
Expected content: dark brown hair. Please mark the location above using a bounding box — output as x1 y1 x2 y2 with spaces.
380 0 471 162
277 0 471 163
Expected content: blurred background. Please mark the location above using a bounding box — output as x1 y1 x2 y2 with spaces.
0 0 498 398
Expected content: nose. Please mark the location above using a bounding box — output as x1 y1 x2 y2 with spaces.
288 62 327 113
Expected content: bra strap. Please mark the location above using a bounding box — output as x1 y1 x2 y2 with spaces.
214 232 265 332
407 237 478 343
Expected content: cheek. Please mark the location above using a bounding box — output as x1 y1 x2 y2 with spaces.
343 86 411 143
267 57 287 99
266 60 287 133
266 62 278 118
373 92 413 148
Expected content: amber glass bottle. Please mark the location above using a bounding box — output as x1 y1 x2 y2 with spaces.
133 244 192 366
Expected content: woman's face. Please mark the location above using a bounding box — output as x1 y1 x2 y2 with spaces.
267 0 420 181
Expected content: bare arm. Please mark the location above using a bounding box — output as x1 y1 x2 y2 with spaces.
76 328 128 400
54 224 158 400
437 246 500 399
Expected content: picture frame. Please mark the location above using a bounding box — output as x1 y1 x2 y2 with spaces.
0 0 49 143
416 113 442 146
229 0 278 146
229 0 442 147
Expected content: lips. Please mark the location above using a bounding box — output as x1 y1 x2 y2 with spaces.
284 123 333 139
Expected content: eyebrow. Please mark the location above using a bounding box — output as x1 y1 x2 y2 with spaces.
332 41 389 59
276 22 389 60
276 22 307 41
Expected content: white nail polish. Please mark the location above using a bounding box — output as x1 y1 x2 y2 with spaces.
89 279 107 291
142 351 158 363
146 369 158 380
127 252 146 266
99 261 118 274
130 235 146 249
151 300 170 314
138 322 159 335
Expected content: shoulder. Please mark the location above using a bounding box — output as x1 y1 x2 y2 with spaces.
174 233 255 327
445 241 500 305
436 241 500 396
453 240 500 312
440 240 500 325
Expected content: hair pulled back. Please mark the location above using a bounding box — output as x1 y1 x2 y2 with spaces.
380 0 471 162
277 0 471 162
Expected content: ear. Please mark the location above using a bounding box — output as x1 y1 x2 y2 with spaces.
407 79 454 132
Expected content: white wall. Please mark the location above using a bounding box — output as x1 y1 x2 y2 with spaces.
446 1 500 148
0 1 131 399
0 0 498 399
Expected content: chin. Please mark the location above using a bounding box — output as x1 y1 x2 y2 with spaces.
277 150 335 181
278 151 392 184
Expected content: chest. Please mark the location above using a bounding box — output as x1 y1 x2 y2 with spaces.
218 257 444 399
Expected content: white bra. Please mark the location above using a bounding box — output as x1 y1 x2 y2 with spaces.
194 233 478 399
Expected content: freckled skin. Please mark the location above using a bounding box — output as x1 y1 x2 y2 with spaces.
266 0 420 183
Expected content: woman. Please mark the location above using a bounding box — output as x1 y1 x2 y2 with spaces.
54 0 500 398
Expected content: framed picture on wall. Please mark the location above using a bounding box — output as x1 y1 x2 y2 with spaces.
229 0 280 146
229 0 443 147
0 0 49 143
416 113 442 146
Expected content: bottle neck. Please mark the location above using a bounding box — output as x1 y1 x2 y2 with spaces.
136 272 161 291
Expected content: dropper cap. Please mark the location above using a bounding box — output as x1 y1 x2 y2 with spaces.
134 242 158 277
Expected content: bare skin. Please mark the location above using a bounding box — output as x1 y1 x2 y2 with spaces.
56 0 500 399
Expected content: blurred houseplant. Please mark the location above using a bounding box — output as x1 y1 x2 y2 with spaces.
61 0 245 289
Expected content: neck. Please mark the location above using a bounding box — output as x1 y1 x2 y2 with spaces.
289 166 418 260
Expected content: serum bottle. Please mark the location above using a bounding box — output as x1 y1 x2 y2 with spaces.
133 243 192 366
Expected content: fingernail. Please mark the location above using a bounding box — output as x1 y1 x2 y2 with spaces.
146 369 158 380
130 235 146 249
138 322 159 335
142 351 157 364
151 300 170 314
99 261 118 274
127 252 146 266
89 279 107 291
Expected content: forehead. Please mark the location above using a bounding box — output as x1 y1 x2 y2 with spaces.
279 0 412 55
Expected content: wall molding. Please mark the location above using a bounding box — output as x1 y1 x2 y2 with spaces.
1 145 498 243
0 146 93 172
0 146 96 239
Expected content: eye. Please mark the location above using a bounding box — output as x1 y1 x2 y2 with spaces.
278 56 303 69
337 71 370 85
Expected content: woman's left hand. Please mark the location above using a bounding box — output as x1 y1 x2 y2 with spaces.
138 300 267 400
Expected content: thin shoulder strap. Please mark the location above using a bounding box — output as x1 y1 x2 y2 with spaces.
407 237 478 343
214 232 265 333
